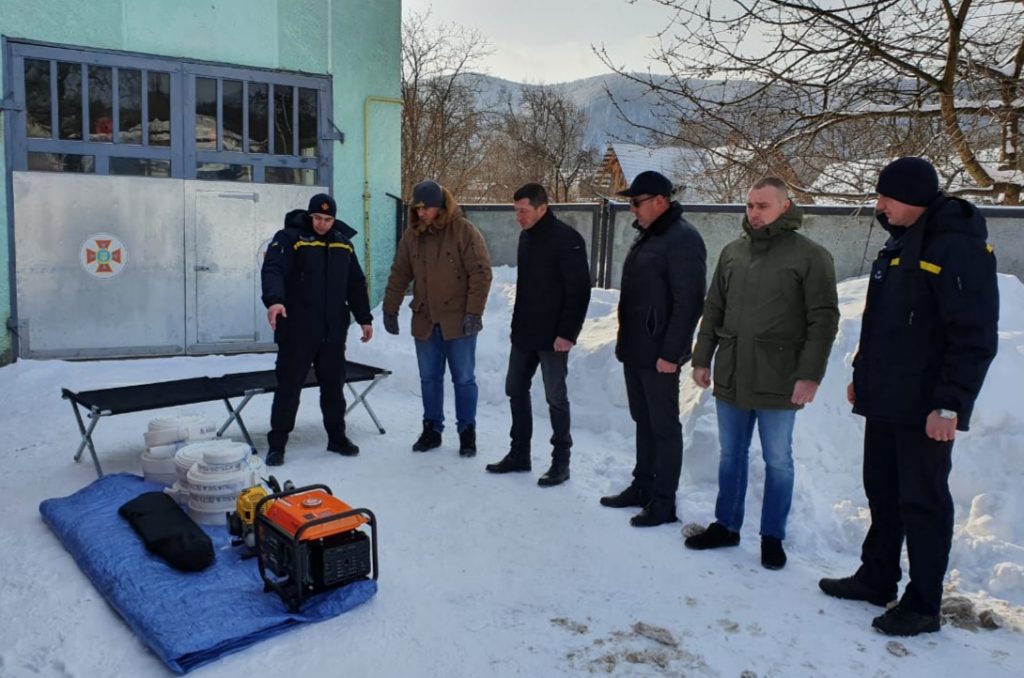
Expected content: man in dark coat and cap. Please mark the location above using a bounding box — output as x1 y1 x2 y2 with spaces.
819 157 999 636
600 171 707 527
261 193 374 466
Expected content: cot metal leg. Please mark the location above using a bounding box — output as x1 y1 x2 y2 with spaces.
346 375 386 434
220 392 258 453
70 401 105 477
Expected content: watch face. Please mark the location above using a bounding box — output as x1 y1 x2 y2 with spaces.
938 409 957 420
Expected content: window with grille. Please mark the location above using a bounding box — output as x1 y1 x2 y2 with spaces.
7 42 333 185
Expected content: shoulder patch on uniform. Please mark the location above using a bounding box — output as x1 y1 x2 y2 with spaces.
919 260 942 275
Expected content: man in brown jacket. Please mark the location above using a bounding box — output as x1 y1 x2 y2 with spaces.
383 180 493 456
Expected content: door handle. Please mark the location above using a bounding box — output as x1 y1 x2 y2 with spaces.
195 265 212 272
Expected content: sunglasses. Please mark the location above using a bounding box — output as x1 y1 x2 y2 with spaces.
629 195 657 208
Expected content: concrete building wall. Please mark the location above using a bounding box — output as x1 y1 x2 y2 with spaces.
0 0 401 362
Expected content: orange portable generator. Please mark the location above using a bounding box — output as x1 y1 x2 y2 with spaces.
254 484 378 611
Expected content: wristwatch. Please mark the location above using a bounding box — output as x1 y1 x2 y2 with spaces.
935 409 958 420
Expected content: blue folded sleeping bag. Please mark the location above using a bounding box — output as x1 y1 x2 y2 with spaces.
40 473 377 674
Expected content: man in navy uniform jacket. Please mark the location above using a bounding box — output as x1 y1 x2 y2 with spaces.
260 193 373 466
819 157 999 637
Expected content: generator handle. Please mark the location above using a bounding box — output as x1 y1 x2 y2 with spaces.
253 483 333 516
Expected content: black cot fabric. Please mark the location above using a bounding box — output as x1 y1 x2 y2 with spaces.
61 377 216 415
118 491 214 572
62 362 390 415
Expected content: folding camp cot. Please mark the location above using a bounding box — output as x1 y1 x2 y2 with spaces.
61 361 391 477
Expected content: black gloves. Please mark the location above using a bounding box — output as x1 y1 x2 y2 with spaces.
383 312 399 335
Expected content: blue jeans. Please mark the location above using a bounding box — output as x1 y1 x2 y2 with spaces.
714 399 796 539
414 324 478 433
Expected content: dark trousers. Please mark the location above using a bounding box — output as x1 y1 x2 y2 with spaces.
267 340 347 451
855 418 954 617
505 344 571 462
624 365 682 502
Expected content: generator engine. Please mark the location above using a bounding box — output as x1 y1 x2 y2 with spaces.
254 484 378 611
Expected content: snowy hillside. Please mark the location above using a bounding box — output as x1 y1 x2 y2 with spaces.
0 269 1021 677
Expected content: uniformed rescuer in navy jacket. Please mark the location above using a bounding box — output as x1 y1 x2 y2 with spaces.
819 157 999 637
260 193 374 466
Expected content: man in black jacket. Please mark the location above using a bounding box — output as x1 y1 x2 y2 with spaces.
600 171 707 527
486 183 592 486
819 157 998 636
260 193 374 466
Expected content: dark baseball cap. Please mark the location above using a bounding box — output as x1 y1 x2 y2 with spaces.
617 170 673 198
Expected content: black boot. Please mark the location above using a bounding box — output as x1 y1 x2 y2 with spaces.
327 434 359 456
412 421 442 452
630 498 678 527
537 460 570 487
761 536 787 570
871 604 941 636
818 576 895 608
265 448 285 466
486 451 531 473
684 522 740 550
458 426 477 457
600 484 648 509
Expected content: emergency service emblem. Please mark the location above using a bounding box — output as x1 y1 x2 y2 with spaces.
81 233 128 279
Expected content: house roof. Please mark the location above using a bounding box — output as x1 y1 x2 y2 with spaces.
608 143 703 190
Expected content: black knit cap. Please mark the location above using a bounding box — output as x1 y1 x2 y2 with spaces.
307 193 337 217
617 170 673 198
876 157 940 207
411 180 445 209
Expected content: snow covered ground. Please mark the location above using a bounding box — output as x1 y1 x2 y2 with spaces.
1 268 1022 677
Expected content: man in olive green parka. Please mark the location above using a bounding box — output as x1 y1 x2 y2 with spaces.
684 177 839 570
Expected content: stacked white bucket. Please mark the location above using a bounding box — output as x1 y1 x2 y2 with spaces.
141 414 264 525
141 414 217 485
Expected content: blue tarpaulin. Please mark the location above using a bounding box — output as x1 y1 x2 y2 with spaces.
40 473 377 674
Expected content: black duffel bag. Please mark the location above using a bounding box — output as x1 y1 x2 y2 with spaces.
118 492 215 572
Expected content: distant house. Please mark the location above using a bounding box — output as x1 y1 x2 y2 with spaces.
594 143 714 202
808 150 1012 205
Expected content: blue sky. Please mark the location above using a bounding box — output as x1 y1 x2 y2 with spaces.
402 0 677 83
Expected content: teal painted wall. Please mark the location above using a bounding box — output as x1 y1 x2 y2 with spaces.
0 0 401 362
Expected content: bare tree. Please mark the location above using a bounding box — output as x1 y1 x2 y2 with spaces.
600 0 1024 204
490 84 597 202
401 10 494 198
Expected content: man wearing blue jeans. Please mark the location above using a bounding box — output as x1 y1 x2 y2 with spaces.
382 180 492 456
686 178 839 568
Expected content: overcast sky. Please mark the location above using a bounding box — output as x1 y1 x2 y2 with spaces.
401 0 678 83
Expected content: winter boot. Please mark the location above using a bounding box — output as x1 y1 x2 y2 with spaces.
684 522 740 550
485 451 532 473
412 421 442 452
458 426 477 457
599 484 648 509
265 448 285 467
630 498 678 527
761 536 787 570
871 605 941 636
327 434 359 456
537 459 570 487
818 576 895 608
